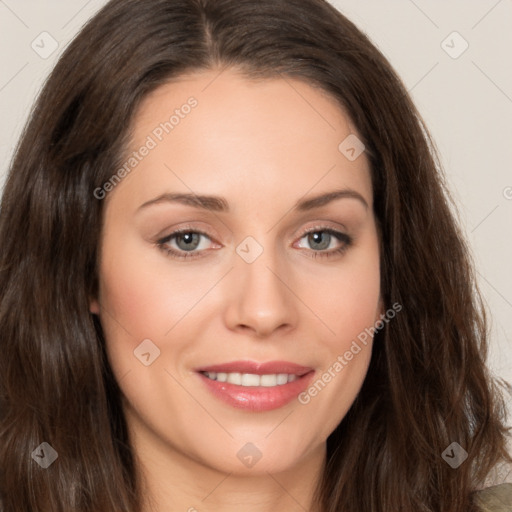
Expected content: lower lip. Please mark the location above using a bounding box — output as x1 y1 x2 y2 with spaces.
197 372 315 412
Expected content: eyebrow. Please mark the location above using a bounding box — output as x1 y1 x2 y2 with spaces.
137 188 368 213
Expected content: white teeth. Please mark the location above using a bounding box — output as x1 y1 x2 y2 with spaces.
203 372 299 387
242 373 261 386
277 373 288 385
260 374 277 387
226 372 242 385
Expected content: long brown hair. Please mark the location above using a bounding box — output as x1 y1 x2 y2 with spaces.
0 0 510 510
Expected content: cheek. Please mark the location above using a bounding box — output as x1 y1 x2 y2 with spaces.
98 234 210 337
304 245 381 347
95 236 193 380
295 255 380 439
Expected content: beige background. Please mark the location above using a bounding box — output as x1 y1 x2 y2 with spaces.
1 0 511 460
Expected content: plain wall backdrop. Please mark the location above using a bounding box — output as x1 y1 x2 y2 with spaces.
1 0 511 458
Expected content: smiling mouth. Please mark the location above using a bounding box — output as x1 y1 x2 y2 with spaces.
195 361 315 411
200 371 299 387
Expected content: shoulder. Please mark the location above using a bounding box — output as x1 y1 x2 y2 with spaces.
474 483 512 511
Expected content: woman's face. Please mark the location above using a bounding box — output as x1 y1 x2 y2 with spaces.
91 68 382 476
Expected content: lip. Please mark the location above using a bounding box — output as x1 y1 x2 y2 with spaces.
195 360 313 376
194 360 315 412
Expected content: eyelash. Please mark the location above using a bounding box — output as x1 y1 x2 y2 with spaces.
156 226 353 261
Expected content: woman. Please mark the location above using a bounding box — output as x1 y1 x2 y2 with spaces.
0 0 510 510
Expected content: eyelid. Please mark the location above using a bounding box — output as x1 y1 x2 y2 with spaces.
295 222 348 239
156 223 218 243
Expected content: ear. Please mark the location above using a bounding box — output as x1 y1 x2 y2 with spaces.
89 297 100 315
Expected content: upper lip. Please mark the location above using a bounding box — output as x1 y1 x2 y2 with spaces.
195 360 313 376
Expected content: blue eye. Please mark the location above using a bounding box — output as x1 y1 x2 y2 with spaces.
171 232 203 251
157 229 214 260
156 227 352 261
296 228 352 258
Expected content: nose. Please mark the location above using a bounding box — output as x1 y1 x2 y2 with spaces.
223 244 299 338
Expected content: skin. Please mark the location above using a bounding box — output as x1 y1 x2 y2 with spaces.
90 68 382 512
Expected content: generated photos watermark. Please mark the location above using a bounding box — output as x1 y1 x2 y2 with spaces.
441 442 468 469
93 96 198 200
298 302 402 405
31 442 59 469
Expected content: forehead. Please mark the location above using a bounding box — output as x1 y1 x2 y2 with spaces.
111 68 372 212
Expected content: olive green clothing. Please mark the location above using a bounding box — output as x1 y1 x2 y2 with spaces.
475 483 512 511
